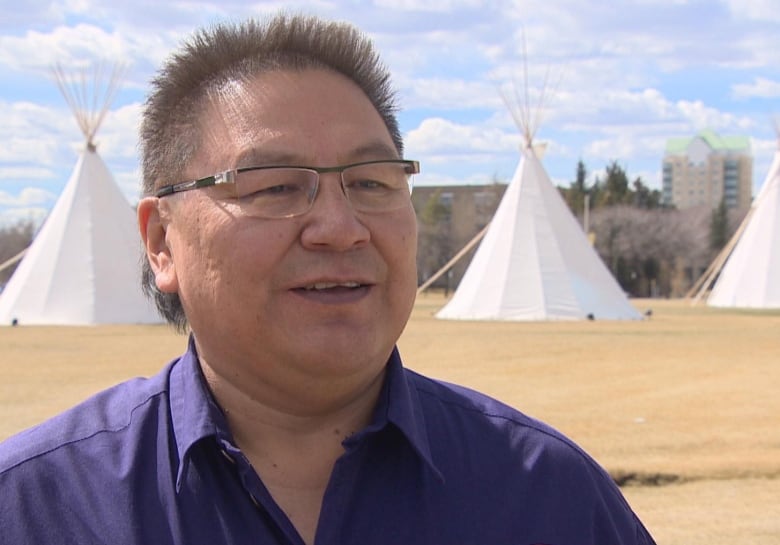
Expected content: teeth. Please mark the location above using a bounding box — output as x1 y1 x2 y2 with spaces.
305 281 361 290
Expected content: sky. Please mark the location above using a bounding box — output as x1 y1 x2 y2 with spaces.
1 0 779 226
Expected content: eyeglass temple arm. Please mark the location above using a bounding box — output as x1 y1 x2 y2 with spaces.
155 171 236 197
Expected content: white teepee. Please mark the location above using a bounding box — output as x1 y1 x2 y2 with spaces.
707 140 780 308
436 79 640 321
0 66 161 325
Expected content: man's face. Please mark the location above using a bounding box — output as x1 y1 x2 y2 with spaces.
151 69 417 394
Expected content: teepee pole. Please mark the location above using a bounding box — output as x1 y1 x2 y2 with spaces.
0 249 27 274
687 196 755 303
688 122 780 303
53 62 125 149
417 223 490 295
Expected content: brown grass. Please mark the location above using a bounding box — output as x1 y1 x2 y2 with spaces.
1 295 778 543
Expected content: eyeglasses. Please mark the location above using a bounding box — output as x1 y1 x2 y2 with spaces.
155 159 419 219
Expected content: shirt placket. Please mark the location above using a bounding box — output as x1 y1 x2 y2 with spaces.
217 440 306 545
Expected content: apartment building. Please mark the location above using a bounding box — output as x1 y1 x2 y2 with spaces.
662 129 752 212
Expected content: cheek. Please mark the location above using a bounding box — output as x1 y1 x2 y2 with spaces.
216 221 297 287
383 212 418 283
399 212 419 263
170 208 233 289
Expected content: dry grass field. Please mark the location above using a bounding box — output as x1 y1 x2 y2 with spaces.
1 295 778 544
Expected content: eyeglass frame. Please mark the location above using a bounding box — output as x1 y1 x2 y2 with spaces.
155 159 419 209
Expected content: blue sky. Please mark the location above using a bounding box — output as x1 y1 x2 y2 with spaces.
1 0 779 226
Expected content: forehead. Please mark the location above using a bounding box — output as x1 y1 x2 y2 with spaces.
195 68 396 168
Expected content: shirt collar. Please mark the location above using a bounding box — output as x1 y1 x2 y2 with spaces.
169 338 443 489
169 335 227 491
355 347 444 481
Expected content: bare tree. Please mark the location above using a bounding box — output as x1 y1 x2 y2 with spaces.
0 221 35 286
589 205 711 297
416 189 453 288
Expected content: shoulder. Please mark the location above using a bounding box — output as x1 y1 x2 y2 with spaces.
402 369 654 542
404 368 625 498
0 361 175 475
0 361 183 544
405 367 579 450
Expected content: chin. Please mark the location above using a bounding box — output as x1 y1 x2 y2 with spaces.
300 338 391 374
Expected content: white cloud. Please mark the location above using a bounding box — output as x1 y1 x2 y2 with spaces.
405 78 503 110
732 77 780 99
0 1 65 30
406 117 520 156
0 207 48 228
0 100 84 184
0 137 63 165
0 25 125 72
750 136 778 156
114 168 144 204
0 188 53 225
723 0 780 23
585 136 661 165
750 136 778 191
1 0 779 208
676 99 753 131
375 0 484 11
95 102 142 159
414 171 498 187
0 166 55 180
0 187 57 207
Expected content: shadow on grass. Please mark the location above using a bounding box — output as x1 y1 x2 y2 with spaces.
611 470 682 487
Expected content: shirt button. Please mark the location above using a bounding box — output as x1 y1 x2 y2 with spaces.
220 449 236 464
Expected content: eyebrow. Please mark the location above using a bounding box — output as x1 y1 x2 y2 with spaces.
349 141 401 161
233 148 297 167
233 140 400 168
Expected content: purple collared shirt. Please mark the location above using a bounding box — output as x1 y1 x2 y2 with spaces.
0 337 654 544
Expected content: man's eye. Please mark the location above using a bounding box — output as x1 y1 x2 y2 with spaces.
261 184 301 195
351 179 390 191
241 183 304 199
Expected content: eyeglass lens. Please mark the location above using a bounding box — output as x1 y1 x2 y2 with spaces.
231 162 413 218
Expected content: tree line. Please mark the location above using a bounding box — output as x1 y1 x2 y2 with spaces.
559 160 743 298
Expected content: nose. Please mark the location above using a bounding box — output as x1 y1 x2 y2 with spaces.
299 173 370 250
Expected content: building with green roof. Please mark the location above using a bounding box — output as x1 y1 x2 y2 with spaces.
662 129 752 211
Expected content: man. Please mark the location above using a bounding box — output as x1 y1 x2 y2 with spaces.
0 14 655 545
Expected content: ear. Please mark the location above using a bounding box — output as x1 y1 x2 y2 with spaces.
138 197 179 293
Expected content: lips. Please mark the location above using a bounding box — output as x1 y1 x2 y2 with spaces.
303 281 362 291
292 279 372 303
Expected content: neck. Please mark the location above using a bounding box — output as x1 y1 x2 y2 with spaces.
199 353 386 545
208 364 384 484
198 345 387 430
202 359 386 448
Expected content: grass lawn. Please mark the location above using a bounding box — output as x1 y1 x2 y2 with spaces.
1 295 778 543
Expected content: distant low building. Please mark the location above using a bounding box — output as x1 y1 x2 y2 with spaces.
412 184 506 290
662 129 752 212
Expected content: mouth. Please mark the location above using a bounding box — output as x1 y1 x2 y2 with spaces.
293 280 372 303
302 281 364 291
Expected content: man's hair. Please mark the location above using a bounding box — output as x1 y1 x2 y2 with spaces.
139 13 403 331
